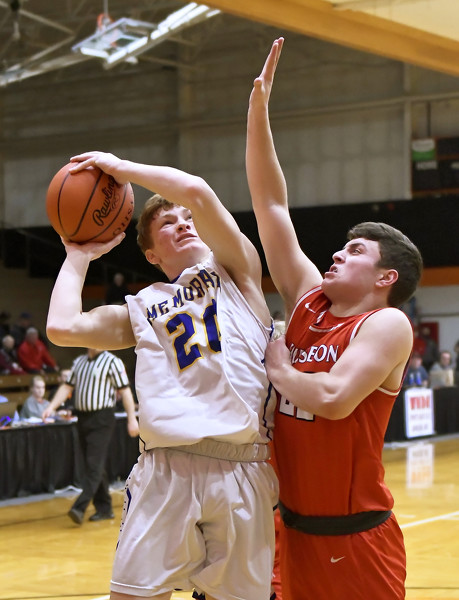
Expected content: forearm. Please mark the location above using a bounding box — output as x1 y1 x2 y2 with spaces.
119 387 139 437
246 107 288 212
47 384 72 414
112 160 210 210
46 252 89 345
120 387 136 419
268 362 346 420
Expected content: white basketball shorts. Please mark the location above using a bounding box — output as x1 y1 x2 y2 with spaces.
110 445 279 599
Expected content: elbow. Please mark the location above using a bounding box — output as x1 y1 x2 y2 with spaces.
321 403 351 421
181 177 211 209
46 321 74 347
316 390 354 421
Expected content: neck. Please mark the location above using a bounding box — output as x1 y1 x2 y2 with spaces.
163 250 211 281
328 294 390 318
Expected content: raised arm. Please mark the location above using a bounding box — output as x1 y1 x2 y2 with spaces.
69 152 269 324
46 235 136 350
246 38 322 317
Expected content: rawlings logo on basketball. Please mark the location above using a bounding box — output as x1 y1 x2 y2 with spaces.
46 163 135 243
92 176 120 226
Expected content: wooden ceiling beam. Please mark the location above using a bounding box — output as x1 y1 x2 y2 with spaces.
205 0 459 77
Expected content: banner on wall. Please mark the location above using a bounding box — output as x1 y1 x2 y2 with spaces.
404 387 435 439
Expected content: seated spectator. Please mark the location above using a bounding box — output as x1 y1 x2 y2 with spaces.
404 353 429 388
17 327 59 374
105 272 129 305
429 350 455 389
417 325 439 371
0 334 26 375
19 375 50 420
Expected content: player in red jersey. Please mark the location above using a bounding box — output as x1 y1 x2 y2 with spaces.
246 38 423 600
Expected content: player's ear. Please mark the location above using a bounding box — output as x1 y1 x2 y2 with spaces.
376 269 398 289
145 249 159 265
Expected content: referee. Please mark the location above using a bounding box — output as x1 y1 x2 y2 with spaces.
43 348 139 525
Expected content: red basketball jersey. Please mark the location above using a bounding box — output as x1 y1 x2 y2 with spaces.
273 286 401 517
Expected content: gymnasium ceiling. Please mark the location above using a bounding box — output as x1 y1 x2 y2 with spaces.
1 0 459 87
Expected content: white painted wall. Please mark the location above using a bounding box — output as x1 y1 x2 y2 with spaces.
415 286 459 356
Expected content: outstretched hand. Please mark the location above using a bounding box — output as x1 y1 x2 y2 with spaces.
249 37 284 110
69 150 130 185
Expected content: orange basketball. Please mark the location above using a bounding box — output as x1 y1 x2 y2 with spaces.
46 162 134 243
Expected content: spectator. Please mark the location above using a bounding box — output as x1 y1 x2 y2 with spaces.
404 353 429 388
417 325 439 371
17 327 59 374
0 334 26 375
43 349 138 525
429 350 455 389
11 311 50 348
105 272 130 305
19 375 50 420
10 311 34 347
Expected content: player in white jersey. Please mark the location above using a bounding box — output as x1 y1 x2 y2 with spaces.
46 151 278 600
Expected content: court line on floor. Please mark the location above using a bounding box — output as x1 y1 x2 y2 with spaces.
400 510 459 529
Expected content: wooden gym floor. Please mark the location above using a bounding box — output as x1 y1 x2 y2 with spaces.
2 435 459 600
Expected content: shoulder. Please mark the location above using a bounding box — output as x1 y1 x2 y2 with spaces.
359 308 413 344
367 306 411 327
101 351 117 362
106 352 125 368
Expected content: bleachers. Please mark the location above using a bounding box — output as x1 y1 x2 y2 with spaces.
0 372 61 409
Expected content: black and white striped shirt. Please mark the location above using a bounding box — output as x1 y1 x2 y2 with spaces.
67 351 129 412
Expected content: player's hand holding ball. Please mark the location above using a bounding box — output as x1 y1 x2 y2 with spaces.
70 151 130 184
46 151 134 244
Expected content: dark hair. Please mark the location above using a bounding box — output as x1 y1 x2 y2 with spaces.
347 222 423 308
136 194 176 254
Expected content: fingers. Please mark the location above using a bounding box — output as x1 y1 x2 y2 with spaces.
61 232 126 257
263 37 284 82
68 159 96 173
70 151 101 163
69 151 105 173
252 37 284 102
89 231 126 254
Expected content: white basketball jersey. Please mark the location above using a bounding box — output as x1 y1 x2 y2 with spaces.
126 253 275 450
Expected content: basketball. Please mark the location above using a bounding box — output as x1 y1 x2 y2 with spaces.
46 162 135 243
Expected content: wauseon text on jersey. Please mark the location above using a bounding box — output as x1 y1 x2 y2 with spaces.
289 342 339 365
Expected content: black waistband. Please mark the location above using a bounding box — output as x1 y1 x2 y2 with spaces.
279 500 392 536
